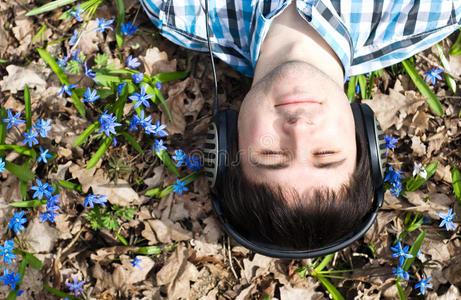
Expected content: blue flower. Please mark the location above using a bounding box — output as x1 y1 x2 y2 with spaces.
389 180 402 197
186 155 202 171
384 135 398 154
70 4 85 22
0 240 16 264
121 22 139 36
58 84 78 97
149 120 168 137
130 257 142 269
98 111 121 137
137 110 153 131
172 179 189 195
71 49 82 62
69 29 79 46
172 150 187 167
30 179 52 200
38 147 53 164
132 72 144 84
0 158 5 173
2 109 25 130
34 119 52 138
38 208 58 223
424 68 443 85
126 55 141 69
8 210 27 234
46 194 60 211
129 114 140 132
392 265 409 281
390 241 413 266
129 85 153 109
153 139 167 152
94 18 114 33
23 129 39 147
0 269 21 290
117 82 127 97
83 87 100 103
384 166 404 184
84 62 96 80
155 81 162 89
415 277 432 295
65 277 85 296
84 194 107 208
438 208 456 231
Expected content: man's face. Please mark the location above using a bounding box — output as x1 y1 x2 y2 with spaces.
238 61 356 197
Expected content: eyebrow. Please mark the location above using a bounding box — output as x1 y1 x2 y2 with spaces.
252 158 347 170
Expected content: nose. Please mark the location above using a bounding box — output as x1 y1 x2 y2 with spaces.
282 117 316 162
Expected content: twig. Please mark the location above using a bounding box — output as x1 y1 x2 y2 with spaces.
227 236 238 280
416 53 461 82
61 226 85 254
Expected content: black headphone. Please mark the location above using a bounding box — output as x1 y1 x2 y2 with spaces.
202 0 387 259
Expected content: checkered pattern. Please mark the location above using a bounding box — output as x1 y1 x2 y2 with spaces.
139 0 461 79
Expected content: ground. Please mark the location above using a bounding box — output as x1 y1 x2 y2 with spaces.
0 1 460 299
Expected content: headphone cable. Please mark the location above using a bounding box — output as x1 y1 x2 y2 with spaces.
204 0 219 117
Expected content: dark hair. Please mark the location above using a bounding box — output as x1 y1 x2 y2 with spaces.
216 131 373 250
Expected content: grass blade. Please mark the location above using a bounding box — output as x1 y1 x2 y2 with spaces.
43 285 78 300
156 149 180 176
115 0 125 48
316 274 345 300
135 246 162 255
20 181 28 200
120 131 144 154
357 74 368 99
25 0 76 16
9 199 47 208
86 137 112 169
154 88 173 122
405 162 438 191
402 230 426 271
37 48 85 116
24 84 32 131
396 281 406 300
435 44 456 94
31 24 47 44
451 166 461 205
450 29 461 56
74 121 99 147
401 59 443 116
5 161 34 182
0 145 37 160
154 171 203 198
115 232 129 246
58 179 82 192
346 76 358 102
0 107 7 149
153 71 189 83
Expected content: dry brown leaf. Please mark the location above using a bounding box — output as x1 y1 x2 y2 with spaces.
410 135 427 156
79 20 102 55
24 218 59 253
147 219 192 243
279 285 325 300
0 65 47 93
242 254 276 281
119 255 155 284
362 88 424 131
235 283 257 300
140 47 177 76
156 244 198 299
427 285 461 300
161 77 205 135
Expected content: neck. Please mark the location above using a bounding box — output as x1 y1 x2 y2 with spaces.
254 2 344 87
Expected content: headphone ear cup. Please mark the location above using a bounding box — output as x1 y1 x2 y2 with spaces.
351 103 386 188
204 110 239 188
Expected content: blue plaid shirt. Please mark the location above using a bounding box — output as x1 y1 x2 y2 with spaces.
140 0 461 79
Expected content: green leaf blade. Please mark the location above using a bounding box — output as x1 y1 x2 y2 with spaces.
24 84 32 131
74 121 99 147
86 137 112 169
25 0 77 16
401 59 443 116
451 166 461 205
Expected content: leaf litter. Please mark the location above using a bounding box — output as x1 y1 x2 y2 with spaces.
0 1 460 299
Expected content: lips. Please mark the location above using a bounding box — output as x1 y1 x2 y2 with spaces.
274 95 322 107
